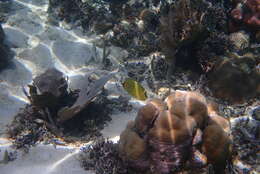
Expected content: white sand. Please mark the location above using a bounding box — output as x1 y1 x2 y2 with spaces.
0 0 141 173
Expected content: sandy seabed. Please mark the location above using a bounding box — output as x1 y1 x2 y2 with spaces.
0 0 141 173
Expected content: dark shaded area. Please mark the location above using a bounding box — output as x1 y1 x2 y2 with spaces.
0 23 12 71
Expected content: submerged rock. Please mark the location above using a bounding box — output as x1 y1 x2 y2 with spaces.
207 54 260 103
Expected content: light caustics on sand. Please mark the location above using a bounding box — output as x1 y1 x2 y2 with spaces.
48 149 80 172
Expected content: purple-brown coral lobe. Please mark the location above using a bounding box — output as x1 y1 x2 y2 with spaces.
149 138 192 173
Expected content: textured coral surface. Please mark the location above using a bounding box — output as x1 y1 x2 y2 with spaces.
118 91 233 174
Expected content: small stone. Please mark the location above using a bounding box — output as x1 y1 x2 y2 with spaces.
229 31 250 50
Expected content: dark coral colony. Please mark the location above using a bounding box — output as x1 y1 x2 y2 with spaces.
1 0 259 173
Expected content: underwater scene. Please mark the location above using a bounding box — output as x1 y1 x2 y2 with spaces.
0 0 259 173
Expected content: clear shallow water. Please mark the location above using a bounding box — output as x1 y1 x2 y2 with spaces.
0 0 140 173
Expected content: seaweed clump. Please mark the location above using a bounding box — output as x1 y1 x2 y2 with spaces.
48 0 115 33
7 68 114 151
79 138 130 174
160 0 231 75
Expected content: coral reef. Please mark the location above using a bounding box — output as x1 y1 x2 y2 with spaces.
230 0 260 32
118 91 233 174
203 102 233 173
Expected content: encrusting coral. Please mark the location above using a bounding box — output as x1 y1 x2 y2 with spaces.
118 90 233 174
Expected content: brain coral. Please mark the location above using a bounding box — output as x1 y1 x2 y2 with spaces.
118 90 233 174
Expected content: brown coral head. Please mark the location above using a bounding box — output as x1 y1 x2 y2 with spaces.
208 114 231 134
202 123 233 173
134 103 160 135
146 98 167 111
165 90 208 128
148 110 196 144
207 100 219 115
118 121 147 161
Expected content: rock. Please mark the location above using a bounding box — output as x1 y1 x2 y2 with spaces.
208 55 260 103
33 68 67 98
202 122 232 173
